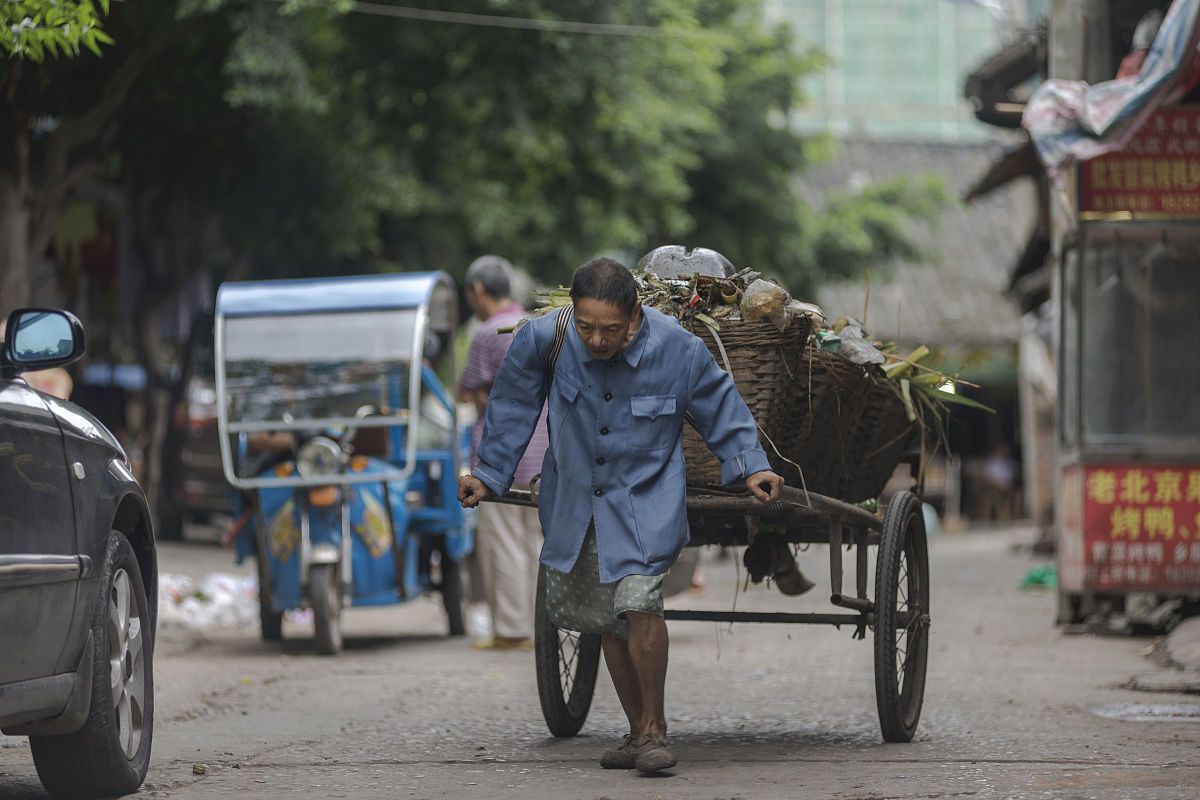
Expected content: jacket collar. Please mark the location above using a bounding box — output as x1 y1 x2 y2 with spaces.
620 306 651 368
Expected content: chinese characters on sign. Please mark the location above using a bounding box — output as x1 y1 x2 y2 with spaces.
1078 106 1200 217
1078 465 1200 589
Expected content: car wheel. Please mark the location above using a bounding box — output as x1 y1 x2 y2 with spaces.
30 531 154 798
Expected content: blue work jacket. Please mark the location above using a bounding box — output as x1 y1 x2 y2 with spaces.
472 305 772 582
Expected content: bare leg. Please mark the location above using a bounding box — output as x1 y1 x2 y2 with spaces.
602 633 643 735
624 611 669 737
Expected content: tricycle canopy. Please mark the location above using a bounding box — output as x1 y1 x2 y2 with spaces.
214 272 459 490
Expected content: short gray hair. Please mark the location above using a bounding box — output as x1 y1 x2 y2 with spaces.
464 255 513 299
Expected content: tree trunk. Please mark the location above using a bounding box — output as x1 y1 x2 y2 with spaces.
134 293 170 520
0 178 32 323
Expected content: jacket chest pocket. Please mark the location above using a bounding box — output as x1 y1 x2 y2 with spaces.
549 376 580 417
628 395 678 451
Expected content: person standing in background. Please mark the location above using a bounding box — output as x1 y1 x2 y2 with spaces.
458 255 550 650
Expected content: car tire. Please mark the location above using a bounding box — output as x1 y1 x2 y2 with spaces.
30 531 154 798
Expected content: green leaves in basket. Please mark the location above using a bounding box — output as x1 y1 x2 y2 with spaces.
899 379 917 423
914 385 996 413
693 312 721 332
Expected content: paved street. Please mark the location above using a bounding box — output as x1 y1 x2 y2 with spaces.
3 527 1199 799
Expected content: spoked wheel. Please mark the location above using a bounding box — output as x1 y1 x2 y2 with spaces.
534 567 602 737
874 490 930 743
310 563 344 655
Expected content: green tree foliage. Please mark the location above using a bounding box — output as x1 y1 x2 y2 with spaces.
1 1 114 61
812 174 950 286
192 0 945 289
4 0 948 314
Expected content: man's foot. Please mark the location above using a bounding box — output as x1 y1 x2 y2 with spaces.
633 733 676 773
599 734 639 769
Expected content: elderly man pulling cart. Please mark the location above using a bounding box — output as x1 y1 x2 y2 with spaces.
460 248 934 775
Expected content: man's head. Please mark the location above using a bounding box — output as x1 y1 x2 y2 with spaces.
464 255 514 320
569 258 640 361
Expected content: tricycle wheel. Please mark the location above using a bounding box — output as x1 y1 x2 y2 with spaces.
310 563 343 655
256 548 283 642
534 567 601 737
439 548 466 637
874 490 930 743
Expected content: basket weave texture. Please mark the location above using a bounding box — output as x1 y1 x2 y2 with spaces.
778 345 916 502
681 314 811 486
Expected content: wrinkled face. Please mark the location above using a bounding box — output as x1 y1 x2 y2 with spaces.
573 298 638 361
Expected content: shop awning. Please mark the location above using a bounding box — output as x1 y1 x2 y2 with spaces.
1023 0 1200 172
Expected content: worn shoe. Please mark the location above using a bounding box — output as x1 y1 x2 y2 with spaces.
599 734 640 769
633 733 676 773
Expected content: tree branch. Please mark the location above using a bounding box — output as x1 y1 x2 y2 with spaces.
51 48 150 157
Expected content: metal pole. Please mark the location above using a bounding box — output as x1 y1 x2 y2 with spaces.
828 516 843 599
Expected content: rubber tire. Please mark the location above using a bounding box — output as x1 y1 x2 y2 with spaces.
534 567 602 737
256 550 284 642
310 563 343 655
30 532 154 798
440 551 466 637
874 490 930 744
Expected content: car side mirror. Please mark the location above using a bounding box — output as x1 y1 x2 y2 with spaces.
2 308 86 375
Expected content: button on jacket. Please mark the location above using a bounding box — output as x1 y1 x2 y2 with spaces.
472 305 771 582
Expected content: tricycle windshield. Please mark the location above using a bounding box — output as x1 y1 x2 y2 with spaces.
223 309 417 426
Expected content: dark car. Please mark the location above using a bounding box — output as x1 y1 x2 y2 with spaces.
0 308 157 798
158 309 227 540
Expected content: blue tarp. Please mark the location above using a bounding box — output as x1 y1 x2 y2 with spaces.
1024 0 1200 172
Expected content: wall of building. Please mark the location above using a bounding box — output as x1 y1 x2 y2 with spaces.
764 0 1044 141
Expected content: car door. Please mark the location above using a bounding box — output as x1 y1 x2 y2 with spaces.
0 377 79 684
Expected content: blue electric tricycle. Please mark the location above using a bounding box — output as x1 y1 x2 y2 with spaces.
214 272 474 654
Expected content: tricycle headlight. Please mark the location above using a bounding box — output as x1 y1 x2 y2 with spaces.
296 436 342 478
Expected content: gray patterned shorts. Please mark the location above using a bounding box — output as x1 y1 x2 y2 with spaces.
543 523 664 640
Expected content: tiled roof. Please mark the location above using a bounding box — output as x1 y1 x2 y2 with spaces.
804 139 1034 348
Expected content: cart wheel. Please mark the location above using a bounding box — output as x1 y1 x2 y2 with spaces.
534 567 601 737
256 549 283 642
874 490 930 743
311 563 343 655
440 551 466 637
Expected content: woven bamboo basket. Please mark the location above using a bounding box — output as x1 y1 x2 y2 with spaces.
681 313 812 486
777 345 873 497
837 379 917 502
781 346 917 502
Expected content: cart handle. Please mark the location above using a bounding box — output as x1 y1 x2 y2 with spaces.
490 485 882 532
